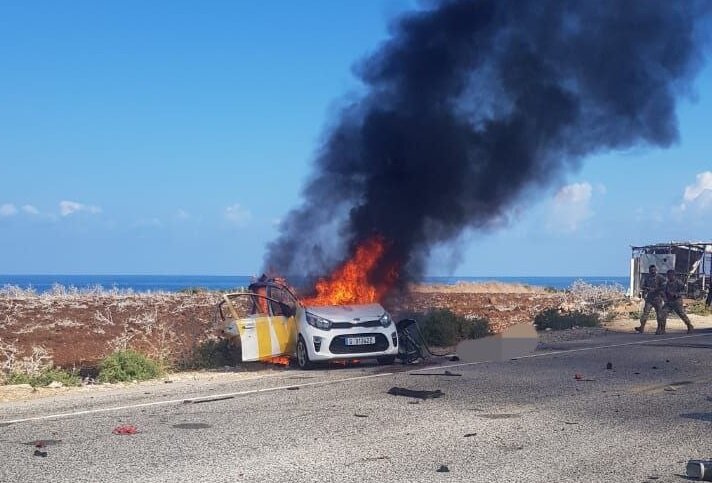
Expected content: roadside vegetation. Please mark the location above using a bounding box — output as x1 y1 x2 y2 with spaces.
5 368 81 387
97 349 163 383
534 308 600 331
179 338 239 370
410 309 491 346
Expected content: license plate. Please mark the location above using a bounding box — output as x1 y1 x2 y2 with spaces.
345 336 376 346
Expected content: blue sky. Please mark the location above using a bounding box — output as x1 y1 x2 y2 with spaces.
0 1 710 277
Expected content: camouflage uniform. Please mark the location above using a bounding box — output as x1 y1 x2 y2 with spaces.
636 272 666 333
659 278 694 334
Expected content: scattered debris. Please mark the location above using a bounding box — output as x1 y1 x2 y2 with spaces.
354 414 369 418
387 387 444 400
412 370 462 377
574 374 596 382
112 424 138 435
436 465 450 473
164 380 173 384
652 366 658 370
33 449 48 457
184 395 235 404
286 386 300 391
464 433 477 437
687 459 712 481
172 423 212 429
24 439 61 447
564 421 579 425
606 362 613 370
345 455 391 467
664 386 677 392
633 372 641 375
47 381 64 389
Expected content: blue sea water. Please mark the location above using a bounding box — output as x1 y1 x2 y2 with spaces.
0 274 629 293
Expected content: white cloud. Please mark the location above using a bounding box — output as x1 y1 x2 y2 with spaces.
548 182 595 232
175 209 190 220
59 200 102 217
22 204 40 215
0 203 18 217
681 171 712 210
225 204 251 226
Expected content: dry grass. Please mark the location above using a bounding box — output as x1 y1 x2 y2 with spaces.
408 281 547 294
0 284 222 369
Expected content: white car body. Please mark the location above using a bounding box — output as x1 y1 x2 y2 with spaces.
299 303 398 365
216 279 398 368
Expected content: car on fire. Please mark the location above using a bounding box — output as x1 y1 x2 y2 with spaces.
215 277 399 369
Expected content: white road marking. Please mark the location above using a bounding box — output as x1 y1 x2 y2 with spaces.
3 332 710 425
0 372 393 425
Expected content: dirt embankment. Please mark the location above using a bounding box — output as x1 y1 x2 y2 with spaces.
0 284 561 370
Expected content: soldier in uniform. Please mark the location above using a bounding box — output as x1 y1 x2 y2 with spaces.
706 285 712 308
659 269 694 334
635 265 666 334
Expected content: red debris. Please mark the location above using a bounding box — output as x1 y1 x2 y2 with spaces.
112 424 138 435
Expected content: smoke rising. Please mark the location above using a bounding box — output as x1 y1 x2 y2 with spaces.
264 0 709 288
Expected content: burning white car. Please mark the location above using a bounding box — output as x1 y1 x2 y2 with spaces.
216 278 398 369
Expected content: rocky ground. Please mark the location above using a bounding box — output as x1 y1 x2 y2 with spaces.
0 283 562 372
3 281 708 376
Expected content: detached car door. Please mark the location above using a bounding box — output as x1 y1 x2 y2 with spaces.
220 293 298 361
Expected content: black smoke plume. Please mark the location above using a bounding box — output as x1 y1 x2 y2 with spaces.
264 0 709 290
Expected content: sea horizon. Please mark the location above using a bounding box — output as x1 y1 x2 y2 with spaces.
0 274 630 293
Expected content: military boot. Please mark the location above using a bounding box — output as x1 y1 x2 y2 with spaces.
655 320 666 335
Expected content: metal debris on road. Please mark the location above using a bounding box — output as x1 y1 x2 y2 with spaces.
687 460 712 481
33 450 48 457
411 370 462 377
436 465 450 473
387 387 444 400
464 433 477 437
183 395 235 404
354 414 368 418
286 386 300 391
574 374 595 382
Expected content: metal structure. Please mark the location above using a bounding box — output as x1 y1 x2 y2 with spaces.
630 241 712 299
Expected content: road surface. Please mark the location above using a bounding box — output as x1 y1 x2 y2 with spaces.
1 329 711 482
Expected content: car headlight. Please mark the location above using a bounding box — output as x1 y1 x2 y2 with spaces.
379 312 392 328
306 312 332 331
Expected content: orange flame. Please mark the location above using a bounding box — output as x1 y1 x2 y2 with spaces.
302 236 398 306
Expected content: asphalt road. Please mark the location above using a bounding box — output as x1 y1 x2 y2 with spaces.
2 330 712 482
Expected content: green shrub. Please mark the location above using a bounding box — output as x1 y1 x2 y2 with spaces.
180 338 239 369
98 350 162 383
687 301 711 316
6 368 80 387
415 309 491 347
534 309 600 331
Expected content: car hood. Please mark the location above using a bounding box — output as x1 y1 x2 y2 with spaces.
304 303 386 322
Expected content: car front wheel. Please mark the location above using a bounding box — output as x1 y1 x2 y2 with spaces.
296 336 313 370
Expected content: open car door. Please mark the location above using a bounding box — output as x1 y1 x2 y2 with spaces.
218 292 298 362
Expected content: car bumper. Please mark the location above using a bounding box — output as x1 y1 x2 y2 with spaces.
302 326 398 361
